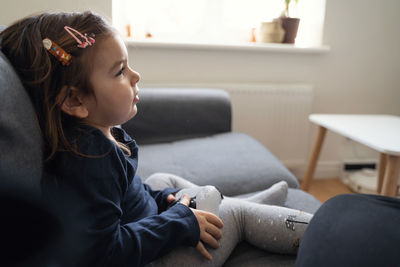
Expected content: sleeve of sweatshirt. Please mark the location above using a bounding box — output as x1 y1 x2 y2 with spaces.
142 182 180 212
119 204 199 266
51 134 199 267
121 204 199 266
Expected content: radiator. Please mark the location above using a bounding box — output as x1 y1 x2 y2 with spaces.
142 82 314 168
224 84 313 165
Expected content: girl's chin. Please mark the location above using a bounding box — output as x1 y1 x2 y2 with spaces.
117 109 138 126
128 107 138 119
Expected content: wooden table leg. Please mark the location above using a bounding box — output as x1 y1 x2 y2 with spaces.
377 153 387 194
381 155 400 197
301 126 327 191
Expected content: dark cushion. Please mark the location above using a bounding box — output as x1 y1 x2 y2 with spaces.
138 132 300 196
0 49 42 194
122 88 232 144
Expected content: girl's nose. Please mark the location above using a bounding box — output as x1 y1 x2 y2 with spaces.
129 68 140 84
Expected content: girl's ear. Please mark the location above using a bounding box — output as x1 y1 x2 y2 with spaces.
58 86 89 119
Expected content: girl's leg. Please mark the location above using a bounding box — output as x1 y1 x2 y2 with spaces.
145 173 288 206
144 173 243 266
145 196 244 267
235 180 288 206
144 172 198 190
221 198 313 254
145 173 311 266
146 196 312 267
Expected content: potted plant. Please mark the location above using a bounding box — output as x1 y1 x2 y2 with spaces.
277 0 300 44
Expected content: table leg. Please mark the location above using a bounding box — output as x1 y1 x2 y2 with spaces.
381 155 400 197
301 126 327 191
377 153 387 194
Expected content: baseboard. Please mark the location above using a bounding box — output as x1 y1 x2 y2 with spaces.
283 160 342 180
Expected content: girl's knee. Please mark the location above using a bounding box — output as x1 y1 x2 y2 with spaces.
146 172 178 182
144 172 176 189
146 172 169 179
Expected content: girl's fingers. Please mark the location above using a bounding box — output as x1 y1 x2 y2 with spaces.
178 194 190 206
166 194 175 203
200 232 220 249
206 223 223 240
194 209 224 228
207 215 224 228
196 241 212 261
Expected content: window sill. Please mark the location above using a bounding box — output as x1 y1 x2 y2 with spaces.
125 39 330 54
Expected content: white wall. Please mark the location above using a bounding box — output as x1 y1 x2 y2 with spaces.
127 0 400 178
0 0 112 25
2 0 400 178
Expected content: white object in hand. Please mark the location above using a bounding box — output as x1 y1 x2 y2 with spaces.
196 186 223 216
176 186 223 216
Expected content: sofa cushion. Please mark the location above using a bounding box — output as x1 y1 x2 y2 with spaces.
285 188 321 213
223 241 296 267
123 88 232 144
137 132 300 196
0 49 42 194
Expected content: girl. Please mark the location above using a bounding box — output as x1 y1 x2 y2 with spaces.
0 11 312 267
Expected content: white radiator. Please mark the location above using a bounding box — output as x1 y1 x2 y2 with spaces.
142 82 314 170
224 84 313 166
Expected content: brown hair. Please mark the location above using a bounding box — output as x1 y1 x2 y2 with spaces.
0 11 130 159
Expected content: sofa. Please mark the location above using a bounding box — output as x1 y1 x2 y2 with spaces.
123 88 321 266
0 28 321 265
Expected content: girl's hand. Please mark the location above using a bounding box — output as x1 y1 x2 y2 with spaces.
179 194 224 261
166 194 175 204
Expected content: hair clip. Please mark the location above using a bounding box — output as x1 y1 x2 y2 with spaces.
64 26 95 48
43 38 72 66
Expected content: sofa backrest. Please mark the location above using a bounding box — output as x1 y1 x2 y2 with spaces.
0 28 42 194
122 88 232 144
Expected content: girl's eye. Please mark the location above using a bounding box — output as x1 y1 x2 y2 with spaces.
115 67 126 77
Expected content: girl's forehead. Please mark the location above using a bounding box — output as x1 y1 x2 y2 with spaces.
92 34 127 70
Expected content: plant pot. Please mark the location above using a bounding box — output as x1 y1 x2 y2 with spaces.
258 21 285 43
277 17 300 44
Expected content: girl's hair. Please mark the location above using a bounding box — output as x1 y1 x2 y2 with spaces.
0 11 130 159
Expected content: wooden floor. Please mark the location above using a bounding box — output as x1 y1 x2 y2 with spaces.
306 178 354 203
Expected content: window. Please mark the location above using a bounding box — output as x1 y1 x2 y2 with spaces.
112 0 326 47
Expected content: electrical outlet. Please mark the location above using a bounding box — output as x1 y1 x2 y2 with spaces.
343 162 376 171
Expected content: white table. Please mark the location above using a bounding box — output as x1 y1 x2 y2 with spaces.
301 114 400 197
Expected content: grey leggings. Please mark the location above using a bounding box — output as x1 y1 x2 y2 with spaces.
145 173 312 267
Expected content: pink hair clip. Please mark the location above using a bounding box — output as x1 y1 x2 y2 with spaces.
64 26 95 48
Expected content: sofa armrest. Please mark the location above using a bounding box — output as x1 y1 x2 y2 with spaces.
122 88 232 144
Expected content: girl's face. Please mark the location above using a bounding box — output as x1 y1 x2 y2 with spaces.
82 33 140 132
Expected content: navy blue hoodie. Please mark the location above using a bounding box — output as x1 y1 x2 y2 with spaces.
42 125 199 266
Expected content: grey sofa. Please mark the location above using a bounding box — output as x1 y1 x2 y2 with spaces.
122 88 321 266
0 29 320 265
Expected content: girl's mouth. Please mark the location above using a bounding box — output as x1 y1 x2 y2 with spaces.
133 94 139 103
